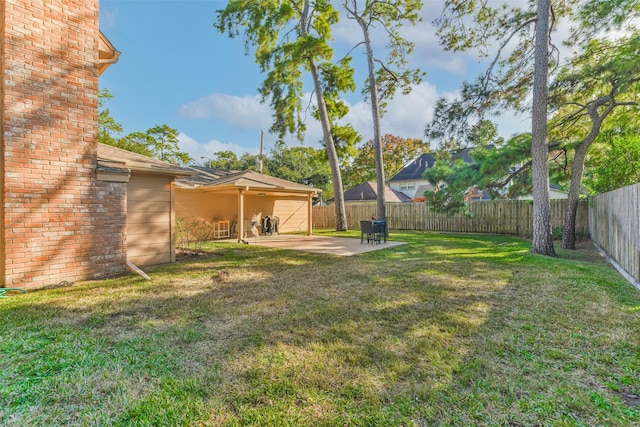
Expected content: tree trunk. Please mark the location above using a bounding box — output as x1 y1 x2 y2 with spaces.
562 148 591 252
530 0 555 256
298 0 348 231
562 141 591 249
309 60 348 231
356 14 386 221
562 97 613 249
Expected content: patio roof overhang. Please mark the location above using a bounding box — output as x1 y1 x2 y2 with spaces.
175 168 319 196
185 184 317 198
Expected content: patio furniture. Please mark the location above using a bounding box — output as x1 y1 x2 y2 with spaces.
372 219 388 243
360 220 381 244
213 220 230 239
261 215 280 235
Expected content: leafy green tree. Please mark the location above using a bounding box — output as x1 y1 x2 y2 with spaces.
431 1 640 252
206 150 243 170
207 150 256 171
343 0 424 221
216 0 353 231
98 90 192 166
342 134 430 191
585 133 640 194
442 0 561 256
98 89 123 146
146 124 192 166
313 63 362 169
422 134 536 216
550 35 640 248
116 131 155 158
266 142 332 197
431 1 607 256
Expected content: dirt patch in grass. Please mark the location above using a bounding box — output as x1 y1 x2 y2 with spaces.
175 248 224 262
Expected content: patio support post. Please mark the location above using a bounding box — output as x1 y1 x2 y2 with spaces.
237 188 244 243
307 193 313 236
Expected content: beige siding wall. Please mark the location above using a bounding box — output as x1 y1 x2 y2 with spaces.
175 189 310 235
273 198 308 233
175 190 238 223
127 174 174 266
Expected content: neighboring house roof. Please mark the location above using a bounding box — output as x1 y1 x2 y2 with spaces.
389 153 437 182
390 147 491 182
176 167 320 194
98 30 120 76
97 143 194 178
339 181 413 203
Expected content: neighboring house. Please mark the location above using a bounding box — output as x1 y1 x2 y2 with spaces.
328 181 413 205
175 168 319 241
388 152 442 201
390 149 567 202
388 153 437 200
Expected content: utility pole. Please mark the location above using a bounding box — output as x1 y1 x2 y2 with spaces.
258 130 264 173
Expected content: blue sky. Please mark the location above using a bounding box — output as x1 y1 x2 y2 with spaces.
99 0 529 164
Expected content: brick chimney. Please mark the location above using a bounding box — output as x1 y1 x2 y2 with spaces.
1 0 127 288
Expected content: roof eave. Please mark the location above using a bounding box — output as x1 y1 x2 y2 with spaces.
98 30 121 76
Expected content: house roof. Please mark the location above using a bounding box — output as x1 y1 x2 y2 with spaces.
341 181 413 202
389 153 437 181
97 143 195 177
389 147 489 182
176 167 320 195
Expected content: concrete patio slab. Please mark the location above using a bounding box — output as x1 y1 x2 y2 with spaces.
231 234 406 256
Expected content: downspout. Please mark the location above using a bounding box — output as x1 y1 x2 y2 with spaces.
127 260 151 281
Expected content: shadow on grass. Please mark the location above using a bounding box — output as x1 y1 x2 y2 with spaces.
1 233 638 426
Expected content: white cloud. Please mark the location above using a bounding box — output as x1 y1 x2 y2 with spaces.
339 82 452 144
178 93 272 131
179 132 260 165
99 8 117 30
178 83 471 157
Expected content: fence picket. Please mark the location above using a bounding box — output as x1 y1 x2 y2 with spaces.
313 199 588 237
590 184 640 286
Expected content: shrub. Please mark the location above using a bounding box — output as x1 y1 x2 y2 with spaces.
176 216 217 252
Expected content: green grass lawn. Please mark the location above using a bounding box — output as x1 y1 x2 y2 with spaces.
1 231 639 426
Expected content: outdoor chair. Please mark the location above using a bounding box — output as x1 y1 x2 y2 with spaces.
372 219 388 243
360 220 381 244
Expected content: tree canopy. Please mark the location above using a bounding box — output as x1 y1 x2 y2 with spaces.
216 0 353 230
98 90 193 166
429 0 640 253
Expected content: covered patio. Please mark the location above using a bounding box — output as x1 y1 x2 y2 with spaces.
175 168 320 242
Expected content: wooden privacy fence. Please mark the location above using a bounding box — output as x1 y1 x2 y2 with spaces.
313 199 589 237
590 183 640 287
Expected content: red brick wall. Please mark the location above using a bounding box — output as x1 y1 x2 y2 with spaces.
1 0 127 287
